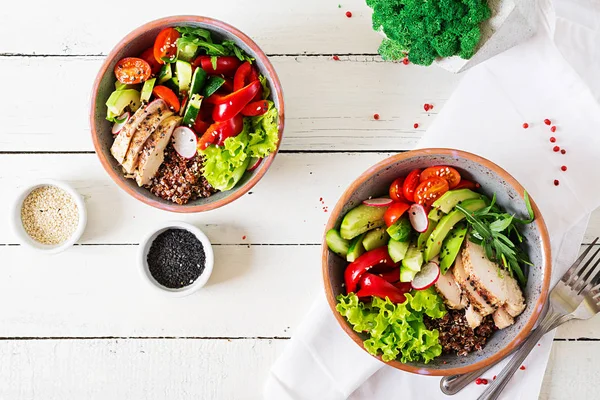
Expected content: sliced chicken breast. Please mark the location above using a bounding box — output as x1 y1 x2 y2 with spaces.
453 256 495 316
111 99 168 164
135 115 182 187
492 306 515 329
121 106 173 174
435 270 468 310
462 240 526 318
465 305 483 329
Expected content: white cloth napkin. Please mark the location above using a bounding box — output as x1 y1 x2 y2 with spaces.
264 1 600 399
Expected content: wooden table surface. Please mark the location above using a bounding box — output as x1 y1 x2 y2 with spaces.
1 1 597 398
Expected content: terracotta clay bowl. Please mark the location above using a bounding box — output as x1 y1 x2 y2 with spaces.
322 148 551 376
90 16 284 212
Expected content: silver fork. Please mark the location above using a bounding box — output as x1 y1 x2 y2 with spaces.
440 238 600 398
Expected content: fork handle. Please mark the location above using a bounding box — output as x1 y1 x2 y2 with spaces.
477 311 565 400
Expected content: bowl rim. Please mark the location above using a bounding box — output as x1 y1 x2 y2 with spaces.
11 179 88 255
89 15 285 213
138 221 214 297
321 148 552 376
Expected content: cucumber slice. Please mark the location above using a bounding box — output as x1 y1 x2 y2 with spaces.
163 78 180 94
388 239 410 263
182 93 203 127
439 222 468 274
362 228 389 252
158 64 173 84
326 229 350 258
400 266 418 283
386 216 412 242
347 233 366 262
115 81 136 91
178 43 198 62
402 245 423 272
175 60 192 93
189 67 207 96
140 78 156 103
340 204 388 240
417 219 438 249
105 89 141 116
203 76 226 98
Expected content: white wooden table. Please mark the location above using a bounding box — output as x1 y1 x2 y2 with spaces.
1 1 597 398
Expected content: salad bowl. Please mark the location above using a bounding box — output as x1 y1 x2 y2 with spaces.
90 15 284 212
322 148 551 376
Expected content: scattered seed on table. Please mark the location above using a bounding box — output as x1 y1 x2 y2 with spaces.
402 57 409 65
21 185 79 245
345 11 352 17
561 149 566 154
544 119 551 125
520 365 527 370
551 126 557 132
561 165 567 171
550 136 556 143
414 123 419 128
147 229 205 289
332 55 340 61
373 113 380 120
522 122 529 129
424 103 430 111
554 180 560 186
553 145 560 152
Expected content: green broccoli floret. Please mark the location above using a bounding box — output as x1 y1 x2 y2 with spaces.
459 26 481 59
378 38 407 61
368 0 492 65
409 39 437 66
432 30 460 58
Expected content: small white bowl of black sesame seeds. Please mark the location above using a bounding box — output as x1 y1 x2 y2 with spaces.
139 221 214 296
12 179 87 254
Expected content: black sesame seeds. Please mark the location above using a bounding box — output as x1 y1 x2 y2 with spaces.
147 228 206 289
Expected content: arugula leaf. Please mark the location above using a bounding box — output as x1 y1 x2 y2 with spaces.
514 191 535 224
489 215 513 232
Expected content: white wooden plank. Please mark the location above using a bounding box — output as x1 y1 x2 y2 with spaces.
0 245 319 337
3 153 599 245
540 342 600 400
0 56 458 152
0 338 285 400
0 0 381 55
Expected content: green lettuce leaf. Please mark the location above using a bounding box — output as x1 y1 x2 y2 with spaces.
336 288 445 363
199 131 250 191
246 101 279 158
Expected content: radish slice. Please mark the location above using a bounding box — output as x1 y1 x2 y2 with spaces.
411 261 440 290
363 198 393 207
171 126 198 159
408 203 429 232
247 157 262 172
111 112 130 135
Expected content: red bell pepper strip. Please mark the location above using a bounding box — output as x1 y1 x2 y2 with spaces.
356 273 409 304
197 114 244 150
344 247 395 294
212 80 261 122
219 78 234 93
394 281 412 292
192 118 210 136
192 56 241 76
241 100 269 117
378 269 400 283
249 67 263 101
234 61 252 91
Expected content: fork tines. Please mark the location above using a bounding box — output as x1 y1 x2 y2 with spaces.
563 238 600 294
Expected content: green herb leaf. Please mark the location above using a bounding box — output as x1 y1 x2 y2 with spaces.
210 55 218 70
514 191 535 224
489 215 513 232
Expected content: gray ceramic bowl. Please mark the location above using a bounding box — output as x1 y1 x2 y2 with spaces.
322 148 551 376
90 16 284 213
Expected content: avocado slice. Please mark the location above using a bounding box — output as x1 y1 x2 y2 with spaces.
326 229 350 257
340 204 388 240
140 78 156 103
431 189 481 214
347 233 366 262
362 227 389 252
105 89 141 117
417 219 438 249
439 222 468 274
388 238 410 263
424 198 486 262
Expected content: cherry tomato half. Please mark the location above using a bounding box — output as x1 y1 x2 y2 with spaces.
152 85 180 113
384 202 410 227
414 177 450 207
389 177 406 202
454 180 481 190
139 47 161 75
154 28 180 64
420 166 461 189
402 169 422 203
114 57 151 84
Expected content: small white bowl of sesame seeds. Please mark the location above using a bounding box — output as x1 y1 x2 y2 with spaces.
12 179 87 254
